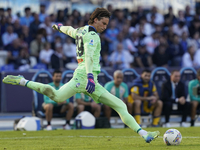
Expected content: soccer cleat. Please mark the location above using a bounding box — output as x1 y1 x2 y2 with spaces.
142 131 160 143
46 125 52 131
2 75 24 85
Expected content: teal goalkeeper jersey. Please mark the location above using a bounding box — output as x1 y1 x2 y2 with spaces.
44 82 69 105
60 25 101 74
188 79 200 101
104 81 129 100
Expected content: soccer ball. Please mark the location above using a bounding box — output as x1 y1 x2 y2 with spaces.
163 129 182 146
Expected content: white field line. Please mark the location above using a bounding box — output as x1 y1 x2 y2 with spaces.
0 135 199 140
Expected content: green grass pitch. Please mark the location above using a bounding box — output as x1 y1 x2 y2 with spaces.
0 127 200 150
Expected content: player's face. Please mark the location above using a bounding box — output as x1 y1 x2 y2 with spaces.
94 17 109 33
114 73 123 86
171 72 180 83
141 72 151 83
53 73 62 83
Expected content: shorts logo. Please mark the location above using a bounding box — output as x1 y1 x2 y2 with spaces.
89 39 94 45
76 83 80 88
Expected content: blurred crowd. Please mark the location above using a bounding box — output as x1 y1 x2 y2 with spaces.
1 4 200 71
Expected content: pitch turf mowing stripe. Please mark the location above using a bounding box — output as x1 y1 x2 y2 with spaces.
0 135 199 140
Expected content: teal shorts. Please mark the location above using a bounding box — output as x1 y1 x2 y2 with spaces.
67 69 108 103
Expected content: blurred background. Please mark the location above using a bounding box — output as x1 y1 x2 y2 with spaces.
1 0 200 130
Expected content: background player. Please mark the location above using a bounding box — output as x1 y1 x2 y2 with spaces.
3 7 159 143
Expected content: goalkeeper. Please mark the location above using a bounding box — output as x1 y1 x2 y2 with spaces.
3 8 159 143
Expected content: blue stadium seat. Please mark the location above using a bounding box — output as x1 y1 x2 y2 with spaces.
0 64 14 71
151 67 171 98
122 68 140 90
180 67 197 100
98 69 113 86
32 70 52 118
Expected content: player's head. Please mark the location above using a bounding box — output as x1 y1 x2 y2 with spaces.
197 69 200 81
170 70 180 83
52 70 62 84
113 70 123 86
88 7 111 33
141 69 151 83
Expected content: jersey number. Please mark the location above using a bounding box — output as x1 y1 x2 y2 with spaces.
76 36 84 57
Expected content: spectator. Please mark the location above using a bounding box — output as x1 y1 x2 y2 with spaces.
146 6 164 25
177 10 185 22
0 16 7 36
161 70 190 127
173 21 189 37
152 44 170 67
142 31 160 55
51 36 62 50
104 70 130 121
7 38 21 65
105 19 119 54
115 10 126 30
39 4 47 23
189 19 200 38
13 19 22 36
109 43 133 70
100 32 109 55
182 46 200 68
125 31 140 54
135 16 154 36
188 69 200 126
43 70 74 130
39 42 54 68
113 32 129 53
63 38 77 62
190 32 200 51
130 69 163 127
39 16 54 42
180 31 191 53
6 7 18 23
2 25 18 47
164 6 178 25
29 13 41 40
30 33 44 61
75 93 101 118
50 43 68 70
20 7 34 27
134 43 153 69
16 48 30 71
56 10 65 23
168 34 185 66
184 5 194 27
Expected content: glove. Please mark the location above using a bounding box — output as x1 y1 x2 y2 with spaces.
86 73 95 94
52 23 63 32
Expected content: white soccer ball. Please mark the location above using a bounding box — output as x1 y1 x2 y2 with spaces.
163 129 182 146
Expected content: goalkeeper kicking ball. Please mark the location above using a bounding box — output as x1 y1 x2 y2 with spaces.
163 129 182 146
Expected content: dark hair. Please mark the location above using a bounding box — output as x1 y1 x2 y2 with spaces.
141 69 151 74
53 70 62 76
171 70 179 75
25 7 31 12
88 7 111 25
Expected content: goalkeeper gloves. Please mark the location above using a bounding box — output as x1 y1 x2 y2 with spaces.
52 23 63 32
86 73 95 94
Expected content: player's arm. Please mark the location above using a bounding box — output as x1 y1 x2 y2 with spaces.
123 83 129 103
52 23 77 39
152 84 159 100
131 86 149 101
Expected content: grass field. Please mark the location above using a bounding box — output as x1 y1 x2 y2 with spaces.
0 127 200 150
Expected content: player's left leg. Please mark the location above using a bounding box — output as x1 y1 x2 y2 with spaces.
99 91 160 143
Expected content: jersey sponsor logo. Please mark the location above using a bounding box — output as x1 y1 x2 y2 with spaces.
77 58 83 63
89 39 94 45
76 83 80 88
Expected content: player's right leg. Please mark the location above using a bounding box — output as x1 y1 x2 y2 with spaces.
2 75 76 103
99 91 160 143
